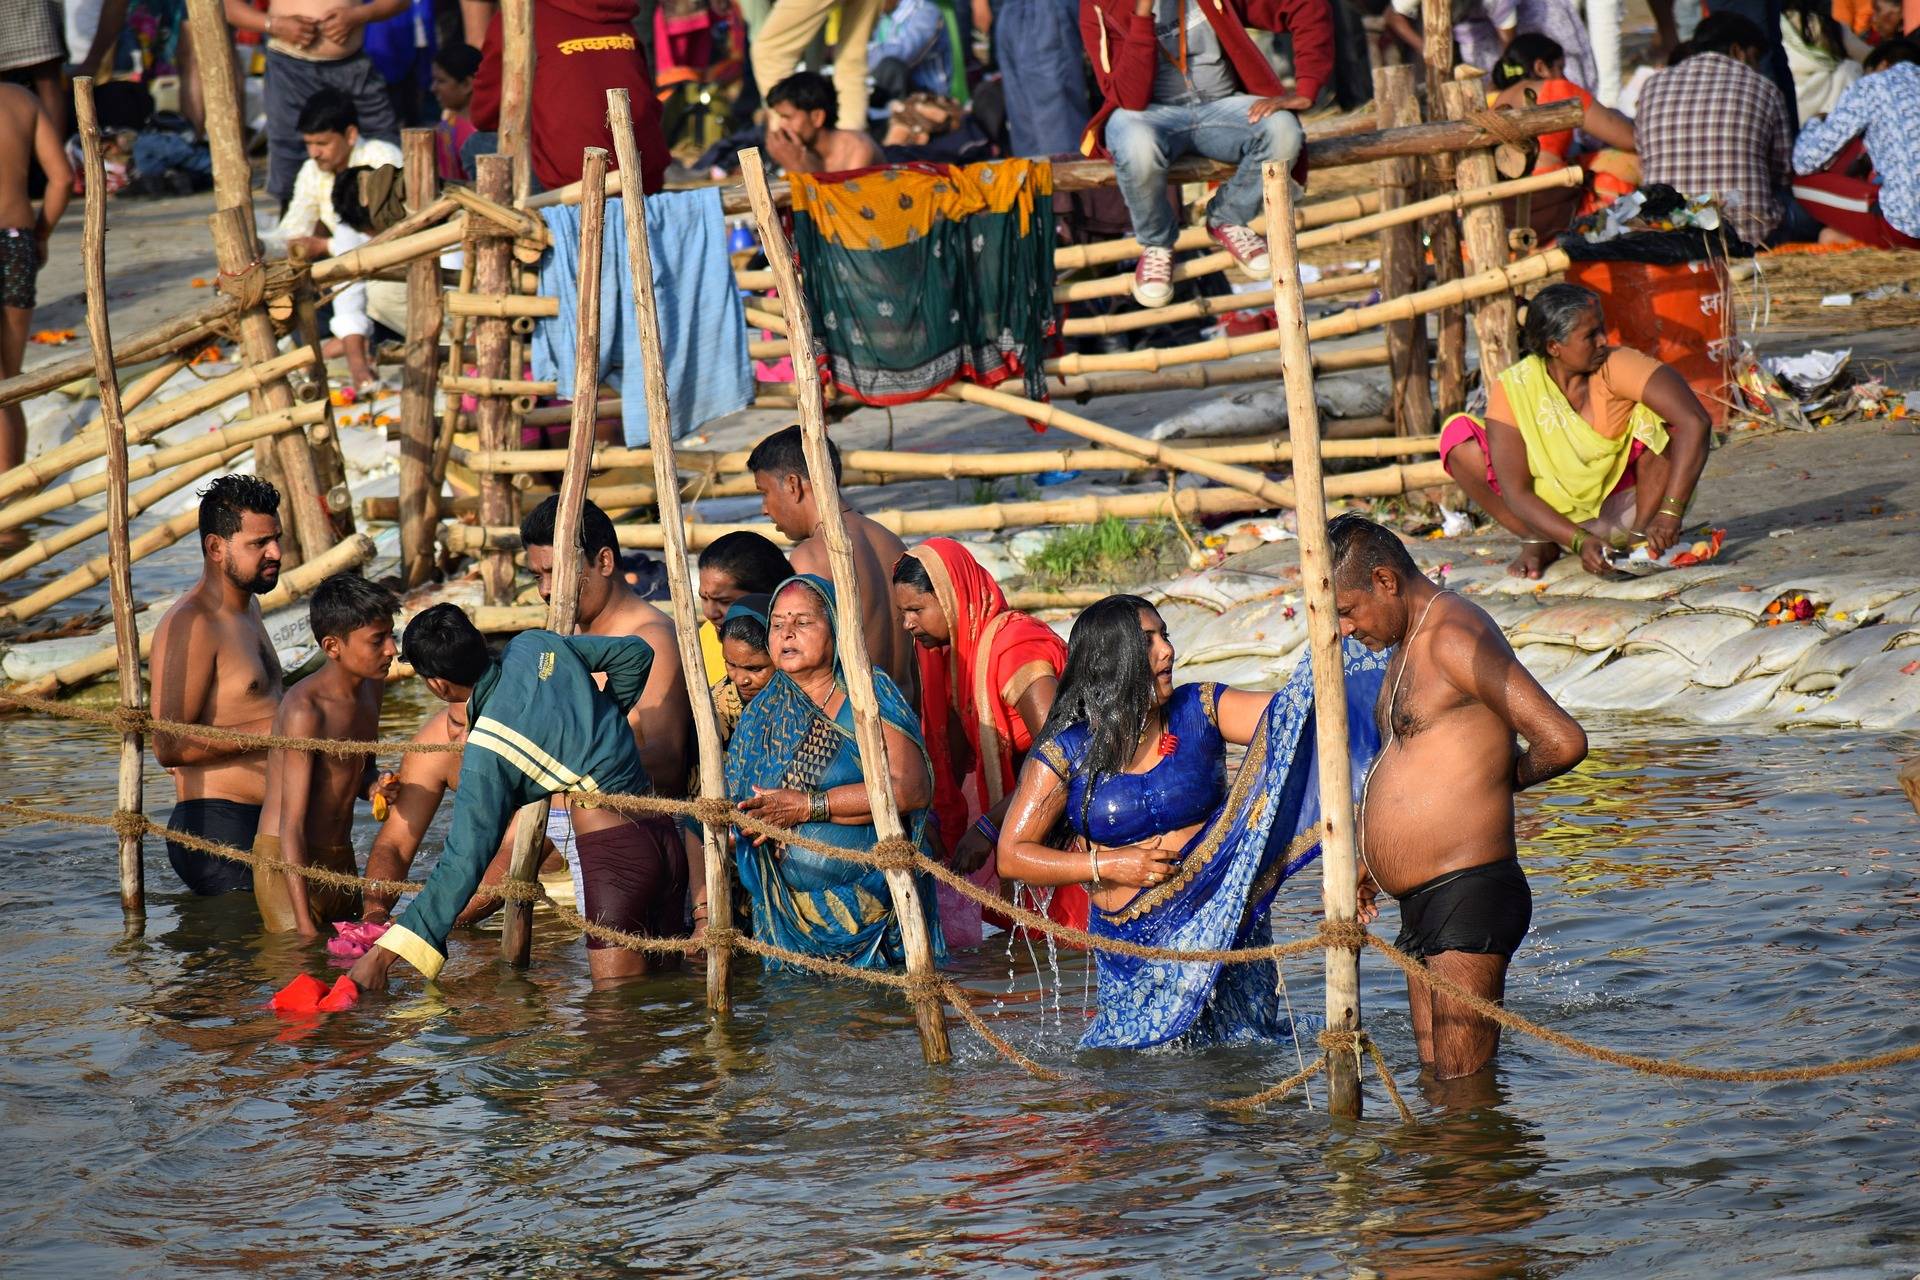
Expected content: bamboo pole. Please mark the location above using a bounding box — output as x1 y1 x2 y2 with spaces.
2 508 201 622
500 147 608 969
208 206 334 566
0 349 321 504
1048 250 1569 376
1444 73 1519 379
75 78 146 930
431 237 479 504
443 459 1451 552
310 218 467 286
400 130 444 588
1053 346 1389 398
1421 0 1467 417
445 293 560 319
1376 64 1436 438
0 409 307 534
1059 271 1379 338
500 0 535 203
741 146 951 1064
609 88 734 1013
1050 190 1382 273
1263 162 1364 1120
183 0 251 209
286 267 355 538
442 375 558 398
472 156 518 604
0 307 226 409
0 444 243 584
5 534 379 701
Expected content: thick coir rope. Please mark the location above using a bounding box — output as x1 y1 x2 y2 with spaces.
0 693 461 757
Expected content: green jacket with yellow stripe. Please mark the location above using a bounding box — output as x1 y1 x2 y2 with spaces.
377 629 652 979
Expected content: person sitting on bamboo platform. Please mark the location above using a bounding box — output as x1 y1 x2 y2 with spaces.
724 575 946 968
1438 283 1711 579
1490 34 1640 242
996 595 1389 1049
697 529 793 696
764 71 885 176
349 604 688 991
1078 0 1331 307
892 539 1073 948
1331 514 1587 1080
150 476 288 896
748 426 917 702
252 574 399 936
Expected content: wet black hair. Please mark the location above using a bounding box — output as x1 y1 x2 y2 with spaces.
403 602 491 686
1519 282 1602 358
197 473 281 548
766 71 836 118
309 573 398 643
746 424 842 485
719 595 773 652
698 530 792 594
520 496 620 563
1492 33 1566 88
434 41 481 80
890 552 935 592
1670 13 1769 63
1328 513 1420 590
1036 594 1160 781
1864 36 1920 70
296 87 358 136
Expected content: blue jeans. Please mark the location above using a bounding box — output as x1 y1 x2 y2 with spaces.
994 0 1091 157
1104 97 1303 250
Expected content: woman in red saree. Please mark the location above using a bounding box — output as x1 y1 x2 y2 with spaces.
891 538 1084 946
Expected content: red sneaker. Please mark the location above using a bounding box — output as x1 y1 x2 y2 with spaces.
1209 222 1272 277
1132 246 1175 307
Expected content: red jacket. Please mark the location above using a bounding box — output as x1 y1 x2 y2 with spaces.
1076 0 1332 159
471 0 670 195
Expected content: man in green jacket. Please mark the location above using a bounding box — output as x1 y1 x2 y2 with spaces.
348 604 687 990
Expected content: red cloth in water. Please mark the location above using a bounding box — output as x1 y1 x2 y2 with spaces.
317 976 360 1011
271 972 360 1013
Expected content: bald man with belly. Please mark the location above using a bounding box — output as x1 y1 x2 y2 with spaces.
220 0 404 206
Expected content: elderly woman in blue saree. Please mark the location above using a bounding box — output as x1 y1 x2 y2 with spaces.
725 574 947 969
997 595 1387 1049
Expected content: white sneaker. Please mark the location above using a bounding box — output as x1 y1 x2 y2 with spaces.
1132 246 1175 307
1209 222 1272 277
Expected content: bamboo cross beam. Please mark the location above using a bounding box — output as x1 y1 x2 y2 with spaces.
0 410 305 534
500 147 609 970
609 88 736 1012
740 145 952 1065
1263 161 1365 1120
1051 344 1390 398
0 304 231 409
0 349 323 505
1048 249 1572 376
1058 271 1380 338
75 77 146 930
2 507 201 623
1050 190 1383 273
445 293 561 319
5 533 378 701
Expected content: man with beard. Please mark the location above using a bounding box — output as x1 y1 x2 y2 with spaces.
149 476 287 895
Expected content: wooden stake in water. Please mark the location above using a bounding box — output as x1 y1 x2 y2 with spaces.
471 155 519 605
1263 162 1364 1120
1442 73 1519 379
399 128 445 588
75 78 146 930
605 89 735 1014
739 147 952 1064
1374 63 1434 438
499 148 610 967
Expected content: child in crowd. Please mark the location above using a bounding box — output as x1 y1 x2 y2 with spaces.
431 42 481 181
252 575 400 937
0 83 71 478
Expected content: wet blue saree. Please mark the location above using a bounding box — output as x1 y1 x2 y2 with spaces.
1061 642 1388 1050
724 575 948 971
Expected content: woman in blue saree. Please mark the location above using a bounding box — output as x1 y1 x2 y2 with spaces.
725 574 947 969
997 595 1387 1049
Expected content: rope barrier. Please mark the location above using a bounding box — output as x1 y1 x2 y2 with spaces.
4 686 1919 1100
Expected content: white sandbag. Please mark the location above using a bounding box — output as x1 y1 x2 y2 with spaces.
1485 553 1589 596
1148 370 1391 440
1506 599 1662 650
1784 624 1920 692
1181 593 1308 666
1538 647 1614 700
1176 650 1298 693
1690 624 1826 688
1794 648 1920 728
1578 565 1738 602
1556 651 1692 712
1666 670 1791 723
1621 611 1756 664
1155 569 1289 613
1516 643 1585 682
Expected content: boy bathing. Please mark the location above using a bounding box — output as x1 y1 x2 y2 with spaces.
252 574 399 936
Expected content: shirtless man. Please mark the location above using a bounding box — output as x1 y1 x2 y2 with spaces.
1330 513 1588 1080
0 82 71 476
253 574 398 936
220 0 403 207
764 72 884 175
747 425 917 700
150 476 287 896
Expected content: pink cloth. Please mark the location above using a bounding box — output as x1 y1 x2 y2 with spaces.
1440 412 1644 497
326 920 391 960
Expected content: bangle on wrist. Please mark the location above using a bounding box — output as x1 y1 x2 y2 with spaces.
1089 847 1102 884
807 789 829 824
1658 496 1686 516
1569 529 1587 555
265 14 274 34
973 816 999 845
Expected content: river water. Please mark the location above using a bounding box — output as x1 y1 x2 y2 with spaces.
1 701 1916 1277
